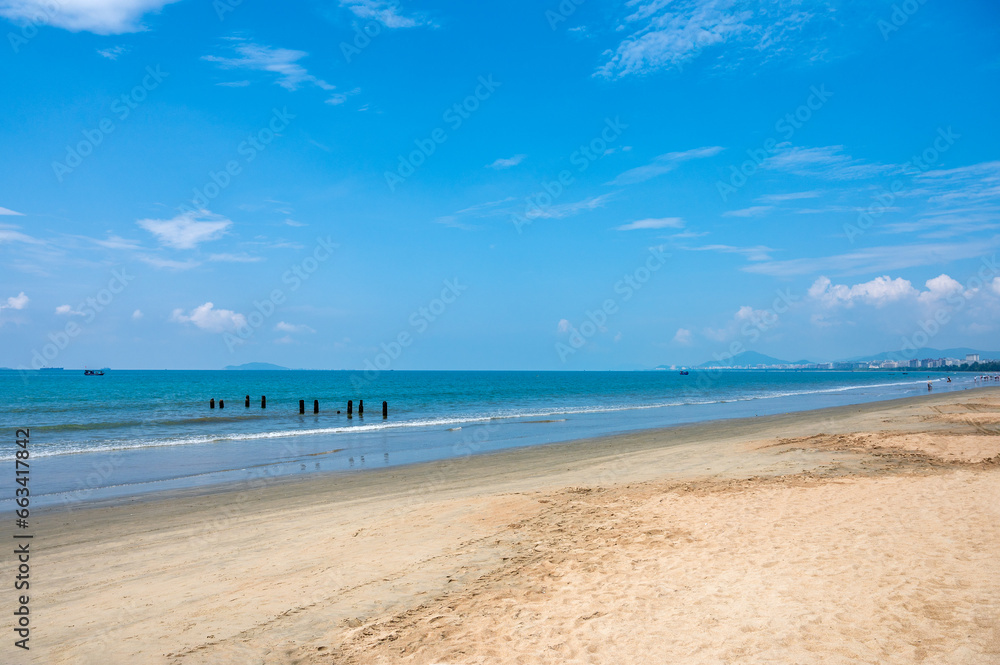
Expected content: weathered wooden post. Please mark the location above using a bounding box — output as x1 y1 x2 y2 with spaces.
383 401 387 419
299 400 305 414
261 395 266 409
347 400 353 417
210 398 215 409
219 399 225 409
245 395 250 408
359 399 364 416
314 399 319 414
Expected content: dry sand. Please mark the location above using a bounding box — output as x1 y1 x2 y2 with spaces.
23 388 1000 664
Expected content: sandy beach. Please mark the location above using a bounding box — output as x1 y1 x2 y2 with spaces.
27 387 1000 664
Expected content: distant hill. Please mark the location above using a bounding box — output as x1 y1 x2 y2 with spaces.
694 351 814 368
846 348 1000 362
224 362 290 371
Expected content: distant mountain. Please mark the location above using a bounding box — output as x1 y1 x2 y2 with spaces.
846 348 1000 362
224 362 290 371
694 351 814 368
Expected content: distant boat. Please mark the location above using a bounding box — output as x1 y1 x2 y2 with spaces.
84 369 105 376
679 370 689 375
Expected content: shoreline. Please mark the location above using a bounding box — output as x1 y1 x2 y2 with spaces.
28 377 983 508
39 384 989 512
29 387 1000 664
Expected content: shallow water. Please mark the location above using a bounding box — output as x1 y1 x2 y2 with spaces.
0 369 978 506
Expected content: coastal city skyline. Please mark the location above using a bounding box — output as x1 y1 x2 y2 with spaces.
2 1 999 370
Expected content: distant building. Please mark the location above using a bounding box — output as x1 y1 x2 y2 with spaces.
966 353 980 364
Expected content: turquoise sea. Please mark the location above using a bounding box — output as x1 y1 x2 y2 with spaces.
0 369 980 506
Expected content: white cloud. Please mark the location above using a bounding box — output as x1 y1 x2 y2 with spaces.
285 219 306 227
723 206 772 217
488 154 526 169
598 0 820 78
137 211 231 249
993 277 1000 297
1 292 29 310
216 80 251 87
0 206 24 215
55 304 85 316
203 41 335 91
615 217 684 231
170 302 246 333
607 146 723 185
97 45 129 59
809 275 918 308
275 321 315 334
704 305 772 342
339 0 433 28
916 274 967 305
0 0 180 34
132 309 143 320
672 328 692 345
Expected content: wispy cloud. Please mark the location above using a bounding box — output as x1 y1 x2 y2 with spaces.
598 0 822 78
0 0 180 35
687 244 774 261
435 197 516 230
339 0 434 28
745 237 1000 277
275 321 316 334
97 45 129 60
615 217 684 231
90 234 143 250
0 227 42 245
138 256 201 270
607 146 723 185
204 41 335 92
208 253 263 263
137 211 231 250
487 154 526 170
756 190 822 203
723 205 772 217
763 144 897 180
525 193 616 220
0 206 24 216
216 80 251 87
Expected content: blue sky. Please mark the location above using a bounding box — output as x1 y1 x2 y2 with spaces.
1 0 999 370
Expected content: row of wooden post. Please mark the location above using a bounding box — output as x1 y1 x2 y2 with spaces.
210 396 387 418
